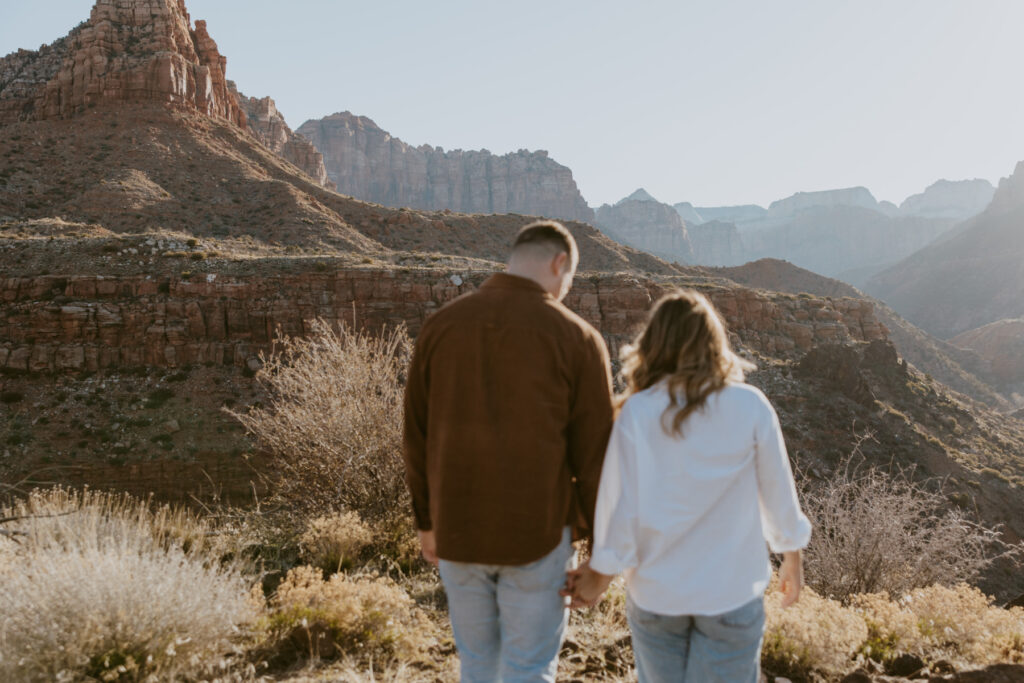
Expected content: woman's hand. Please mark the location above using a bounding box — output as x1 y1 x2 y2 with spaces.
561 563 614 609
778 550 803 608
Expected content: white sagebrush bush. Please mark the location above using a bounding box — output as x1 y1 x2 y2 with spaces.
0 489 257 682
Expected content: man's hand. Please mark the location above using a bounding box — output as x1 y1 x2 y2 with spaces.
418 529 438 566
778 550 803 608
560 563 614 609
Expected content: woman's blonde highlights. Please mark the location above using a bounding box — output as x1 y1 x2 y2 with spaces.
620 289 755 436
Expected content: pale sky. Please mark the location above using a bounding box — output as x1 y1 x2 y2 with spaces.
2 1 1023 207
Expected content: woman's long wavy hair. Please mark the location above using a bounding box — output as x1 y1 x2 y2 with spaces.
620 289 756 436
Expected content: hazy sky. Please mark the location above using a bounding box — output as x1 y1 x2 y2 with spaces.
3 1 1023 207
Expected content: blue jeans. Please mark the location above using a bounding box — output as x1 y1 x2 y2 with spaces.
627 594 766 683
438 528 574 683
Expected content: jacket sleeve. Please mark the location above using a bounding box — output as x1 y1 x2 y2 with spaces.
566 328 615 538
402 328 432 531
754 392 812 553
588 402 640 576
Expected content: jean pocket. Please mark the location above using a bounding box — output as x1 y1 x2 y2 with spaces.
719 597 765 629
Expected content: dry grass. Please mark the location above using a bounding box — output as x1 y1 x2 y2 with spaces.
0 488 257 682
299 512 374 574
854 585 1024 668
261 565 433 666
227 319 411 520
762 581 869 678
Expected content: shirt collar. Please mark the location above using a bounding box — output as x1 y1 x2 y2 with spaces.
480 273 553 298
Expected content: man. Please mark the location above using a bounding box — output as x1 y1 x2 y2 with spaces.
403 220 615 683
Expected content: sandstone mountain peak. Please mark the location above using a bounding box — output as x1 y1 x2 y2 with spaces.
0 0 244 126
296 111 594 222
596 190 694 264
898 178 995 220
618 188 659 204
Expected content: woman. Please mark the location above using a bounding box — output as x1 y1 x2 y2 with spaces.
566 289 811 683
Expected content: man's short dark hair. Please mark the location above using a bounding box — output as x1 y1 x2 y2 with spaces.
512 220 579 268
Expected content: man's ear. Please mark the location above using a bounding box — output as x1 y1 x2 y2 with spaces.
551 251 569 275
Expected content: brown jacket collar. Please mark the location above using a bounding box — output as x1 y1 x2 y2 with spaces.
480 272 552 298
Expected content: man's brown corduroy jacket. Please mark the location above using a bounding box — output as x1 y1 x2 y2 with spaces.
402 273 615 565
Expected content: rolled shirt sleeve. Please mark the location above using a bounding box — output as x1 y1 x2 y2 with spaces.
754 395 812 553
588 404 640 576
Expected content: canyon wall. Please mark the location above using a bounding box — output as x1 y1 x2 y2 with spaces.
296 112 594 222
0 0 245 127
0 269 886 374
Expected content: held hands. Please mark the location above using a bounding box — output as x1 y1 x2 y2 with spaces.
561 562 614 609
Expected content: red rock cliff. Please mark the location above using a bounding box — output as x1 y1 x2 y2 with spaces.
0 269 886 373
0 0 245 127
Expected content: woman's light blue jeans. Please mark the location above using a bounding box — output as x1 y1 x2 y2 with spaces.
438 528 574 683
626 594 766 683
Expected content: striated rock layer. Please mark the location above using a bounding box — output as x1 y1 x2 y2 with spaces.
0 268 886 373
0 0 245 127
296 112 595 222
229 82 334 190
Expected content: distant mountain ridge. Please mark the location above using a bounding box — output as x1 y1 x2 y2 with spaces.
296 112 594 223
597 186 964 284
865 162 1024 339
679 179 994 226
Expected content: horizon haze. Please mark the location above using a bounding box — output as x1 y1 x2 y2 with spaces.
1 0 1022 208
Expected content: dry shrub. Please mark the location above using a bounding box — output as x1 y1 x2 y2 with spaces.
265 565 429 663
299 511 374 574
0 488 257 682
762 581 868 678
227 319 411 519
800 456 1012 601
854 585 1024 667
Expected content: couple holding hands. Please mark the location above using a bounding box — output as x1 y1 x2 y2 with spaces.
403 221 810 683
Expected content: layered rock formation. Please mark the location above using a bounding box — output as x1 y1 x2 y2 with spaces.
0 0 245 127
951 319 1024 389
594 189 694 264
899 179 995 220
866 161 1024 338
296 112 594 222
229 83 334 190
0 267 886 374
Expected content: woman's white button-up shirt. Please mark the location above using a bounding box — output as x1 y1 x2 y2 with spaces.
588 381 812 616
